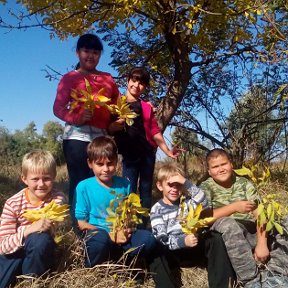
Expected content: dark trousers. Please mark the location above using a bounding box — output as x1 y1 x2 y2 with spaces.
165 231 236 288
122 150 156 210
83 228 176 287
84 228 157 267
0 232 55 288
63 139 93 206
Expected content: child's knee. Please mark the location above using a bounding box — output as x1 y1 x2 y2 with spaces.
134 230 157 253
25 232 55 252
85 229 111 250
212 217 239 234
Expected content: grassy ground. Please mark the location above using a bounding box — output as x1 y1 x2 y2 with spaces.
1 163 288 287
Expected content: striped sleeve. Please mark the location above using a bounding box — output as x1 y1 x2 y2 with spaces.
150 202 186 250
0 201 25 255
184 180 208 209
0 189 66 255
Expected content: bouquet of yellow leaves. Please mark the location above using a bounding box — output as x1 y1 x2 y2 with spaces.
178 197 214 234
68 78 110 113
106 192 149 242
106 96 138 126
22 200 69 222
23 200 70 244
234 164 270 186
257 194 288 235
234 164 288 234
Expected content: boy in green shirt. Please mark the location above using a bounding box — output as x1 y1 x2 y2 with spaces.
200 148 288 288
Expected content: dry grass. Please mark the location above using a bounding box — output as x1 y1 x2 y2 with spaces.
1 163 288 288
12 224 210 288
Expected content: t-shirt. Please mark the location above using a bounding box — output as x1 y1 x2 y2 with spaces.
114 100 154 159
73 175 131 232
200 174 260 221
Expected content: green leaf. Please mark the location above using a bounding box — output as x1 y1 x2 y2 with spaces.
266 221 274 232
274 222 284 235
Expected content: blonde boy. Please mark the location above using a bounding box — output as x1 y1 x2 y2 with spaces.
0 150 66 288
150 162 235 288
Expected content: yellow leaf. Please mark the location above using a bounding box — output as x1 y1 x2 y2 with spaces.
234 166 253 177
106 96 138 125
22 200 69 223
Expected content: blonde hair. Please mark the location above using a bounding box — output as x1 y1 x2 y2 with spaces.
156 162 184 183
22 150 57 178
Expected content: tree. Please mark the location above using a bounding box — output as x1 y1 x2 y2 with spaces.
226 85 287 165
1 1 287 165
172 126 206 182
41 121 64 165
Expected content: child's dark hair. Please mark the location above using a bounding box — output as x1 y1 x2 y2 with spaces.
87 136 118 162
76 34 103 51
128 67 150 86
206 148 232 166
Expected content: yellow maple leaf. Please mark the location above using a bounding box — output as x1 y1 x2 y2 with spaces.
179 202 214 235
106 96 138 126
22 200 69 223
68 78 110 113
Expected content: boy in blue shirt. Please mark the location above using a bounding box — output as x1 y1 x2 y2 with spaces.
73 136 175 287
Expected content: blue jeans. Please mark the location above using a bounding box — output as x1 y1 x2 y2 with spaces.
63 140 94 206
0 232 56 288
122 150 156 210
84 228 157 267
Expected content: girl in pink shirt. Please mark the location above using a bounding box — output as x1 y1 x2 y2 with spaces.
53 34 120 206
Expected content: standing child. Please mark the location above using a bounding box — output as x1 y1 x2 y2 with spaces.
73 136 175 287
114 67 179 211
0 150 66 288
53 33 120 205
150 162 235 288
200 148 288 288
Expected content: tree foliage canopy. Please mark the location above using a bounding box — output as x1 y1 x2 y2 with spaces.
1 0 287 164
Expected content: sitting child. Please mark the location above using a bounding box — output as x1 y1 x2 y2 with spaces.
200 148 288 288
0 150 66 288
73 136 175 287
150 162 235 288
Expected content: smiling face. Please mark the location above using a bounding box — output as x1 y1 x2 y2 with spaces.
77 48 101 73
156 176 183 205
88 157 117 187
22 171 55 204
126 76 147 101
207 155 234 188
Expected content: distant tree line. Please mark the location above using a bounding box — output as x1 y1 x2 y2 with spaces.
0 121 64 167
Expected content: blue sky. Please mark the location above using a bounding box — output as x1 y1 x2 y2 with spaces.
0 2 117 133
0 2 184 156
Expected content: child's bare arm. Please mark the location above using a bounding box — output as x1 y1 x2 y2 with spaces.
252 209 270 263
212 200 256 219
153 132 178 159
77 220 97 231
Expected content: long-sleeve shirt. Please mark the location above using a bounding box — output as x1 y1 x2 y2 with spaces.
0 188 65 255
53 70 120 142
53 70 119 129
150 180 208 250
